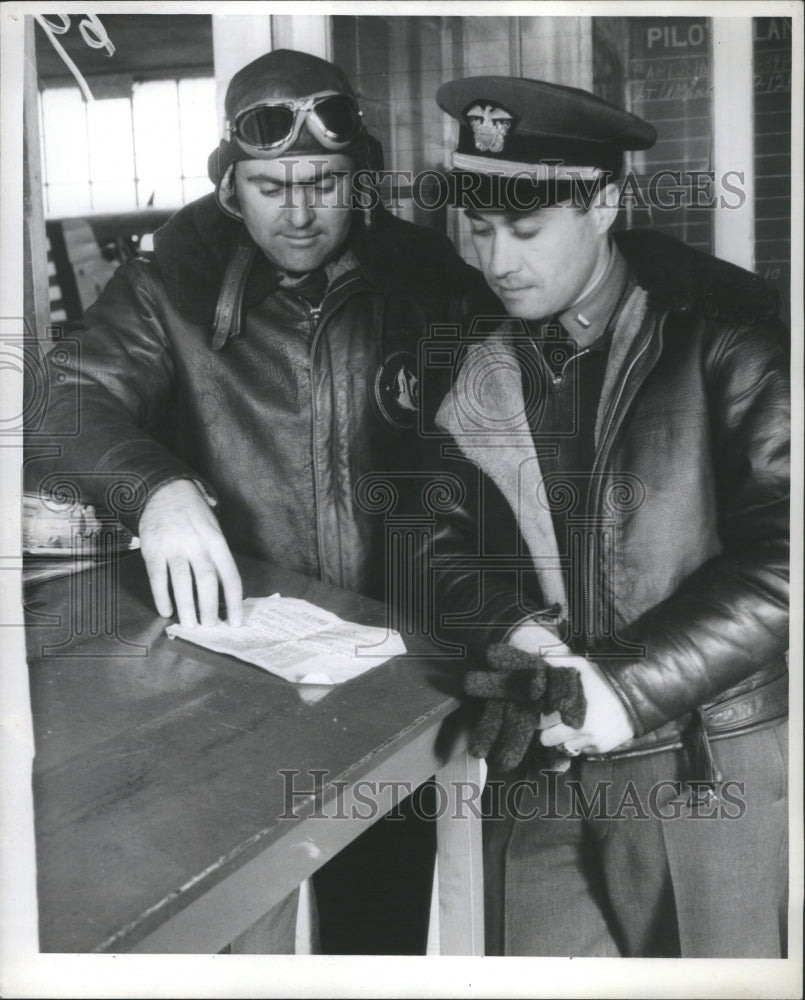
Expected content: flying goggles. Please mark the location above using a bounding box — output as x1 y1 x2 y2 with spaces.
227 90 365 155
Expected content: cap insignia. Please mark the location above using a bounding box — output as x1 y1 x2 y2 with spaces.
465 102 513 153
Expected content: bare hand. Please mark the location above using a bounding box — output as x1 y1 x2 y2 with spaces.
508 622 634 755
138 479 243 628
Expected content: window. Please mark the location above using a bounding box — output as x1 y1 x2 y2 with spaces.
332 15 724 265
593 16 714 252
333 15 792 278
331 16 530 263
39 77 218 217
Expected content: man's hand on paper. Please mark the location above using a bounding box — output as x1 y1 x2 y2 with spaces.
139 478 243 628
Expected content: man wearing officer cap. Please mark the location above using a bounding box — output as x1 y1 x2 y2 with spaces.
423 76 789 956
29 49 499 953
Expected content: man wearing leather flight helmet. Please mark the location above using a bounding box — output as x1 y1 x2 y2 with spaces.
29 49 499 953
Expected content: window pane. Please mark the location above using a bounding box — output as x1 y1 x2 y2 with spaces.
41 75 217 215
46 182 92 218
178 77 218 179
91 180 138 213
137 178 184 210
459 17 513 74
182 175 215 203
333 14 522 250
132 81 182 182
620 16 713 252
41 88 90 184
87 98 136 182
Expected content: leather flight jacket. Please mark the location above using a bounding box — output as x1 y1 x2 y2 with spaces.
422 228 789 758
28 196 499 600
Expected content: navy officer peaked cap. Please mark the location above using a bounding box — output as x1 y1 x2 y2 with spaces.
436 76 656 182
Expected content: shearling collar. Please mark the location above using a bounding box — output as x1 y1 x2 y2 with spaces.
434 284 650 616
434 326 569 617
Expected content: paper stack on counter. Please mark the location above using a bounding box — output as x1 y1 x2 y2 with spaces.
166 594 406 685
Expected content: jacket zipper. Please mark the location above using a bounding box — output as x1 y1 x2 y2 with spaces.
532 341 590 391
306 273 365 584
530 338 593 645
550 347 590 389
530 338 590 645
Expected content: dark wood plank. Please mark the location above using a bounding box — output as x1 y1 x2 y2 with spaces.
26 553 469 953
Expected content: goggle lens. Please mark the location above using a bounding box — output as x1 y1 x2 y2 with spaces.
237 106 296 147
313 95 362 139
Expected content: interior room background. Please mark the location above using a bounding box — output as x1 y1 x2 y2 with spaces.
34 13 792 328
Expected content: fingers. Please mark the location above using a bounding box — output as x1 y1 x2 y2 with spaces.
143 551 173 618
193 559 221 627
138 479 243 628
539 722 577 749
545 666 587 728
167 556 198 628
211 539 243 627
469 700 504 760
540 723 590 759
495 702 541 772
168 550 243 629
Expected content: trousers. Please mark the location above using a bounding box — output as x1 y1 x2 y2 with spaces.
484 720 788 957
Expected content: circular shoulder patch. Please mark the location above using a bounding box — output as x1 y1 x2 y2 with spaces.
374 351 419 430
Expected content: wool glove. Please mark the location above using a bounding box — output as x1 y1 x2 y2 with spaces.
464 643 587 772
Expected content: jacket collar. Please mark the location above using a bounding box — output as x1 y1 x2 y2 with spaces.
434 284 650 612
613 228 780 322
152 195 278 327
151 197 471 335
434 326 569 618
559 240 630 348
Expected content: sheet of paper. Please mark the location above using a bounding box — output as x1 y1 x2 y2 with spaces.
165 594 406 684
